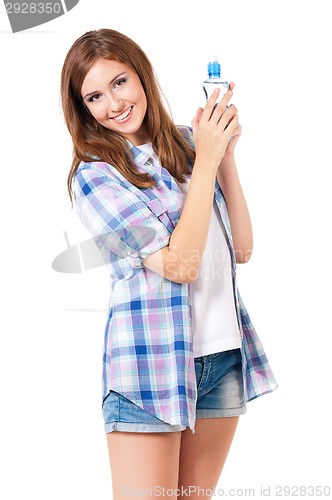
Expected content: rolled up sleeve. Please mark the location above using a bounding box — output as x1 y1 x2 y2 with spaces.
73 166 171 268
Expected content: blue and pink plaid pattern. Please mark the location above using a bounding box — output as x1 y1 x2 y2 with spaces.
72 126 278 434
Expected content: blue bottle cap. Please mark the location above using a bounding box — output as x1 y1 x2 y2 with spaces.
208 56 221 78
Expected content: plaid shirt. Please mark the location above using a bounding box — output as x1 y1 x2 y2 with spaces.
72 126 278 433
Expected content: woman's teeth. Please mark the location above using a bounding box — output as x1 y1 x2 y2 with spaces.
112 106 133 122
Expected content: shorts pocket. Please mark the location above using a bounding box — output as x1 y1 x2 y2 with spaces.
102 391 119 424
102 390 111 409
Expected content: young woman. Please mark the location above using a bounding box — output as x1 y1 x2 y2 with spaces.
61 29 278 499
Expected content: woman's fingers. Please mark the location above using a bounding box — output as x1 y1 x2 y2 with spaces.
231 123 242 138
191 107 203 123
218 103 238 129
200 82 235 124
201 88 220 121
209 89 234 123
191 107 204 135
228 81 235 92
196 108 204 121
224 112 239 139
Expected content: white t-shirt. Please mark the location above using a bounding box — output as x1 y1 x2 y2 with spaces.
137 142 242 357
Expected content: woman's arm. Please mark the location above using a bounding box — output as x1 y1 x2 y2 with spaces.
143 88 239 284
216 153 253 264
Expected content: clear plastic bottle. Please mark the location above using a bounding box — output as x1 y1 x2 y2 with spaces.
203 56 229 103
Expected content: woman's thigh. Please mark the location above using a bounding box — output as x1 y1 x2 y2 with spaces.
178 416 239 497
106 430 182 500
177 349 245 496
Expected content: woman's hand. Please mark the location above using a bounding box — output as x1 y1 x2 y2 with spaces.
191 83 239 172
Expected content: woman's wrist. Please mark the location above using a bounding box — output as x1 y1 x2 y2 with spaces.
218 152 237 182
193 156 219 176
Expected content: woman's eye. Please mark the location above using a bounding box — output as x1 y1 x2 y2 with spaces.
114 78 126 88
88 93 102 103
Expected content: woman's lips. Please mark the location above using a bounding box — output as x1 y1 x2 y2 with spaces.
110 106 133 124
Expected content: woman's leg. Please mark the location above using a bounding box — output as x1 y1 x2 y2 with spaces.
178 417 240 498
106 430 182 500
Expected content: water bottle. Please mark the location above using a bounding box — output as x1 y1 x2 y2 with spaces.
203 56 229 106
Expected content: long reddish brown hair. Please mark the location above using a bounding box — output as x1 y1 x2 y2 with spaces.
60 29 195 205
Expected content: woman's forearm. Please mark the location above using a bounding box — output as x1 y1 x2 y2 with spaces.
216 154 253 263
167 161 217 282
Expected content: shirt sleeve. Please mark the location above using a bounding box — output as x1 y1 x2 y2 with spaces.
73 165 171 269
177 125 195 150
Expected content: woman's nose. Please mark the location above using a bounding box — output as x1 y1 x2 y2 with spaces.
107 93 125 114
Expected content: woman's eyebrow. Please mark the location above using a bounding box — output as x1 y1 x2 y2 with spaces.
83 72 126 100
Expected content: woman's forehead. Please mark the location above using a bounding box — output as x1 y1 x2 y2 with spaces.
81 59 133 94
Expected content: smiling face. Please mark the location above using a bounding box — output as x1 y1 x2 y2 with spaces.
81 59 150 146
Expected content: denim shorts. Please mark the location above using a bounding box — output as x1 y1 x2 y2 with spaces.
102 348 247 433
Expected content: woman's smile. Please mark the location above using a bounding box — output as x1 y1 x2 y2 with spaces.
110 105 134 123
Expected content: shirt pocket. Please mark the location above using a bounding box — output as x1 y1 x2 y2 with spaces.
145 198 176 234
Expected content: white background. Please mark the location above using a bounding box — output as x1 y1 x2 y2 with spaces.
1 0 331 498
